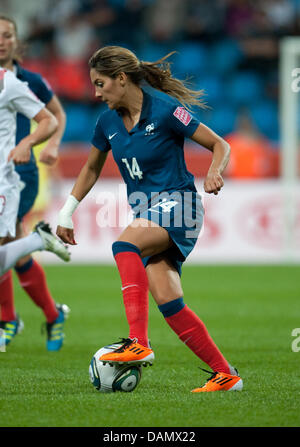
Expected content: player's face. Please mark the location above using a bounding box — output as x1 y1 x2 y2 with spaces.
0 20 17 65
90 68 125 109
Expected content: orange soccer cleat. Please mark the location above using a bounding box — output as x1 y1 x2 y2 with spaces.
191 368 243 393
99 338 155 366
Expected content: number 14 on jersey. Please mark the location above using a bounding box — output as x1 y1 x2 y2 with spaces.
122 157 143 180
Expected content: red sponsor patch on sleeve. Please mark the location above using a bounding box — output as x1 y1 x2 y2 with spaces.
173 106 192 126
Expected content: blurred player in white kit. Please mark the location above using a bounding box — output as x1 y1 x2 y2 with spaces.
0 67 70 344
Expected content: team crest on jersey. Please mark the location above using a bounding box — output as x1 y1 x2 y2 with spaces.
173 106 192 126
145 122 155 135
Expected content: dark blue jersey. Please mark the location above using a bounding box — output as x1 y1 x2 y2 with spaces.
92 89 200 208
14 62 54 173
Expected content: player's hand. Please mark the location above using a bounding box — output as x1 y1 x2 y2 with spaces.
204 169 224 195
56 225 77 245
39 144 59 166
8 141 31 164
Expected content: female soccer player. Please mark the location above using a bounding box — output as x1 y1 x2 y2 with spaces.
0 15 69 351
0 67 70 346
57 46 243 392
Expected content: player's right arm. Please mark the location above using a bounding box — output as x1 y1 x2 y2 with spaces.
4 70 58 164
8 107 57 164
56 146 108 245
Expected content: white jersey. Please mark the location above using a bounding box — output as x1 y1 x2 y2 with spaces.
0 68 44 175
0 68 44 237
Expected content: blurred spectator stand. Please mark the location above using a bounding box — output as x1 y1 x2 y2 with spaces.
224 113 279 178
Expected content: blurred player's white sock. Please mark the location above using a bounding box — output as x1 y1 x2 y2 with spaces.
0 233 43 276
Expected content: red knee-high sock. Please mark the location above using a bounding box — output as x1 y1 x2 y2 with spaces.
113 243 149 348
0 271 16 321
165 304 230 373
15 259 58 323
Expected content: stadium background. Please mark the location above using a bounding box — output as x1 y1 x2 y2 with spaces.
2 0 299 264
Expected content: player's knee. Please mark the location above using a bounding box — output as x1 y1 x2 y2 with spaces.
116 222 146 246
15 221 25 239
15 255 33 269
150 285 183 306
112 240 141 258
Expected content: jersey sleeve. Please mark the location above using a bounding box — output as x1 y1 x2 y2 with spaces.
6 72 45 119
168 104 200 138
91 116 111 152
33 74 54 104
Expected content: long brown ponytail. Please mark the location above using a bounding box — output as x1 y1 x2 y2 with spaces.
139 52 206 110
89 46 206 110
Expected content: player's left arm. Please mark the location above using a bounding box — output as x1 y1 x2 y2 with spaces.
190 123 231 195
38 95 66 165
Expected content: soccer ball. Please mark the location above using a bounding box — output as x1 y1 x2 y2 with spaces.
89 344 142 393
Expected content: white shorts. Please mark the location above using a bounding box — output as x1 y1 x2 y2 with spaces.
0 165 21 238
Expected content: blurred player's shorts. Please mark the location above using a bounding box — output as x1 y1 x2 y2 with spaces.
0 166 21 238
17 167 39 220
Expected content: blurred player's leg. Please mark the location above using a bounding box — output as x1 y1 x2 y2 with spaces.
15 258 59 323
0 268 24 346
14 221 59 323
0 233 44 345
44 303 70 351
0 232 43 276
0 222 70 349
0 221 70 277
14 255 70 351
0 271 15 321
0 313 24 346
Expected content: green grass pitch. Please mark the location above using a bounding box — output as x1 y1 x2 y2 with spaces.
0 264 299 427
